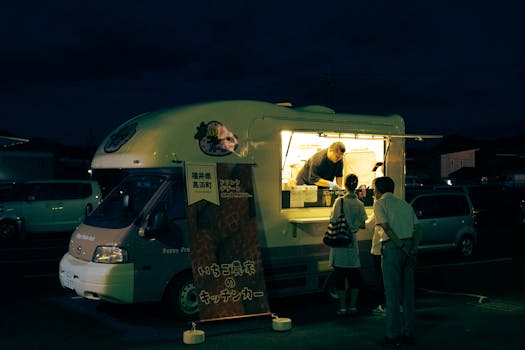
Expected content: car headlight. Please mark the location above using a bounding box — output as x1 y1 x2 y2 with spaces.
93 246 128 264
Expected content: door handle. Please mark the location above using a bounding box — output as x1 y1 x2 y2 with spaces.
52 203 65 211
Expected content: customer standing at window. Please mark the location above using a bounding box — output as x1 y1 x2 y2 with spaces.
329 174 367 316
366 212 386 316
372 176 421 347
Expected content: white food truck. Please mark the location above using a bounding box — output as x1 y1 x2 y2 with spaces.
59 100 411 320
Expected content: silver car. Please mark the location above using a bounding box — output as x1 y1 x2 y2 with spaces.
0 180 101 240
410 192 478 257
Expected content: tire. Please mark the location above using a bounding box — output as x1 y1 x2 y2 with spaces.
0 221 17 240
163 271 199 320
457 235 475 258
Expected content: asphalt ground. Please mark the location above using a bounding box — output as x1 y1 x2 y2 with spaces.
1 226 523 350
1 254 524 350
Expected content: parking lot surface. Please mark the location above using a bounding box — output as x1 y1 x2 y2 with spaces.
1 253 524 350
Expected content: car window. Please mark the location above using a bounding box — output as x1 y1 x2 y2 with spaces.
80 183 93 197
412 194 470 219
439 195 470 217
53 183 76 200
0 182 95 201
27 183 57 200
411 196 439 219
51 183 93 200
0 184 17 201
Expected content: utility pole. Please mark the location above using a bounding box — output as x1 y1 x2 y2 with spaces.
320 64 335 108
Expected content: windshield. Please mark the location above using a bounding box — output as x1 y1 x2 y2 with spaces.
85 174 166 229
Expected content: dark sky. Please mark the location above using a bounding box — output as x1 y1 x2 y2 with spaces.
1 1 523 147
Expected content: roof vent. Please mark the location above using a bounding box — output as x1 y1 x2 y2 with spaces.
294 105 335 114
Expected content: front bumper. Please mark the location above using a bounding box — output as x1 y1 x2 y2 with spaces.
59 253 135 303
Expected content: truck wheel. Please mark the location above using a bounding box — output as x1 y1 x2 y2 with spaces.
0 221 17 240
163 272 199 320
457 235 475 258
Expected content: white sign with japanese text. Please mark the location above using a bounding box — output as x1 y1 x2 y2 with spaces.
185 163 220 205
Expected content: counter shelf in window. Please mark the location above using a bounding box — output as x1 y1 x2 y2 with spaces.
288 217 330 238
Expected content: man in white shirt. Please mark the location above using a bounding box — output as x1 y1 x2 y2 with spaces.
373 176 421 347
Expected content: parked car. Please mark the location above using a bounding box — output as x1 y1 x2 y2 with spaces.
431 184 525 231
405 175 425 188
409 191 478 257
0 180 101 239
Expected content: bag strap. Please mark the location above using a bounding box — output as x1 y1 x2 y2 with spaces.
339 196 346 218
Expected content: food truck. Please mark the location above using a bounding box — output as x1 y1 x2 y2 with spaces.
59 100 410 320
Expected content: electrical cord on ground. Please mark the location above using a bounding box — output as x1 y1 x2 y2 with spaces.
417 287 488 304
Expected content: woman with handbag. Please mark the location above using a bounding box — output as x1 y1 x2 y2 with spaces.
329 174 367 316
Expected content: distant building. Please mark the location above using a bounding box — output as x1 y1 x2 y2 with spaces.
0 151 54 180
437 144 525 186
406 134 525 187
0 135 95 181
440 148 479 179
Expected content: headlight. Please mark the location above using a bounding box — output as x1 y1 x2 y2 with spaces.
93 246 128 264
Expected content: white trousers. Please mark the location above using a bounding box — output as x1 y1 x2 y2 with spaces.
381 239 416 339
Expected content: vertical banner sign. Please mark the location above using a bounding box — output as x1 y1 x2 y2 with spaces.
186 163 220 206
186 163 269 321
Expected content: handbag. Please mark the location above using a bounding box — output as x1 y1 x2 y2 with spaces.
323 198 352 247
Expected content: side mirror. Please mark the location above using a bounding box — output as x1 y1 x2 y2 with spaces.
150 211 168 232
123 194 130 208
139 211 168 238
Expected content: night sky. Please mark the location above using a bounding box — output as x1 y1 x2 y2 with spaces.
1 1 523 147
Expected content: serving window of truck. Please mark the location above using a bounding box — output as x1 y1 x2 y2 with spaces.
280 130 385 209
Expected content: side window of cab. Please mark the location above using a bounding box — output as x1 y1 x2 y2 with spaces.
146 180 187 247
